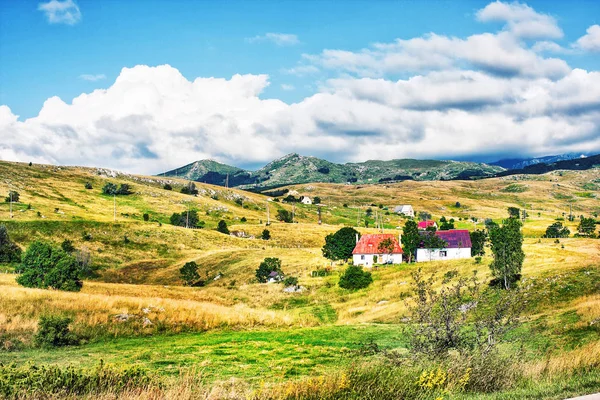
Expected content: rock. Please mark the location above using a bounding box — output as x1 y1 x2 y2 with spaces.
114 313 133 322
143 317 153 327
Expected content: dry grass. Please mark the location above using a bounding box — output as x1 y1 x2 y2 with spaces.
526 340 600 379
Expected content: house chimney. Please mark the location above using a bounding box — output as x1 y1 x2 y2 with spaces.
356 233 359 244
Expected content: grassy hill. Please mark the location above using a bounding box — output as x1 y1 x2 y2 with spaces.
1 160 599 399
159 153 506 189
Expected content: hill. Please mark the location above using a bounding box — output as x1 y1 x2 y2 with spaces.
494 153 600 177
491 153 589 170
159 153 505 189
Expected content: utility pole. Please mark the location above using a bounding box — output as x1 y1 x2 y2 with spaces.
9 190 13 219
318 206 322 225
356 205 360 227
266 199 270 225
225 174 229 189
186 202 190 229
292 203 295 223
113 194 116 222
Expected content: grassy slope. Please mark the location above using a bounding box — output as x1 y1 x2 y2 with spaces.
1 160 599 397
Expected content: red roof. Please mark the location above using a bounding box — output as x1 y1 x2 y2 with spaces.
352 234 403 255
420 229 472 249
418 220 437 229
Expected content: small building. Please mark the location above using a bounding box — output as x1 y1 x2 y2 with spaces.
267 271 284 283
300 196 312 205
416 230 472 262
394 205 414 217
352 234 403 267
418 220 437 230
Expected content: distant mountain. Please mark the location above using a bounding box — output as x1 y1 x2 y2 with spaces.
159 153 505 190
494 153 600 177
491 153 588 170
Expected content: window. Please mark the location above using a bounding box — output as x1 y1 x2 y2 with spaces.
361 255 365 260
440 250 447 257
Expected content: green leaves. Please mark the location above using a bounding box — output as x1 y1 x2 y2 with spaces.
489 218 525 289
322 227 360 262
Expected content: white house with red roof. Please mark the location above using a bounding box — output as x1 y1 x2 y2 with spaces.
418 220 437 230
416 229 472 262
352 234 403 267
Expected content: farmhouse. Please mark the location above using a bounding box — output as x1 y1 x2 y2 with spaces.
416 230 472 262
352 234 403 267
418 220 437 230
300 196 312 205
394 205 414 217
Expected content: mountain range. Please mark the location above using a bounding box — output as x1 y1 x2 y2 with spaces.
490 153 589 170
159 153 505 190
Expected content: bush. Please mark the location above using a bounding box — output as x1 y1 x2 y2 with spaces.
34 315 79 348
217 220 229 234
543 222 570 238
261 229 271 240
4 191 19 203
163 183 172 190
339 265 373 290
0 225 22 263
16 241 82 292
322 227 360 262
84 182 93 190
180 182 198 195
277 209 293 223
240 217 247 222
61 239 75 253
170 210 204 229
102 183 132 196
283 276 298 286
180 261 200 286
143 213 150 222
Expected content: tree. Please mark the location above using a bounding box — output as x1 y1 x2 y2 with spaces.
439 217 455 230
314 196 322 205
180 182 198 195
322 227 360 263
365 208 373 217
283 276 298 286
378 238 395 259
255 257 282 283
16 241 82 292
117 184 132 195
0 225 22 263
143 213 150 222
402 220 420 263
170 210 203 228
455 201 461 208
470 229 487 256
4 191 19 203
84 182 93 190
338 265 373 290
489 218 525 289
421 231 448 249
34 316 79 348
507 207 520 219
543 222 570 238
577 217 597 238
276 209 293 223
283 195 298 203
418 211 432 221
61 239 75 253
261 229 271 240
163 183 172 191
102 183 118 195
180 261 200 286
217 220 230 234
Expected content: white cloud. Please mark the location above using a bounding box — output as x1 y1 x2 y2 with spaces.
282 64 320 76
574 25 600 52
79 74 106 82
1 64 599 174
476 1 562 39
38 0 81 25
281 84 295 91
246 33 300 46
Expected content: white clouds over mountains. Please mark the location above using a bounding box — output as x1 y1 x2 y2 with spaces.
3 1 600 173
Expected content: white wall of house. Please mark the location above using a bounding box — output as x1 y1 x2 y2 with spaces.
301 197 312 205
416 248 471 262
353 253 403 267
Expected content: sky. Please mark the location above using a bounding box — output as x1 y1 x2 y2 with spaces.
0 0 599 174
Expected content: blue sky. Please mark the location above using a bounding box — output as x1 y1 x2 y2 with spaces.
1 0 599 173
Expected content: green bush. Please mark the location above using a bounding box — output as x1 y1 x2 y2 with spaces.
4 191 19 203
261 229 271 240
339 265 373 290
102 183 132 196
163 183 172 190
61 239 75 253
256 257 282 283
0 225 22 263
277 209 293 223
84 182 93 189
34 315 79 348
143 213 150 222
180 261 200 286
217 220 229 234
283 276 299 286
16 241 82 292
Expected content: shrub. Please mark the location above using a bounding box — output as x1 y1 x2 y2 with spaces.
277 209 293 223
0 225 22 263
543 222 570 238
343 203 348 208
16 241 82 292
102 182 118 195
261 229 271 240
314 196 322 205
34 316 79 348
339 265 372 290
61 239 75 253
82 231 92 241
256 257 282 283
283 276 299 286
163 183 172 190
217 220 229 234
240 216 247 222
170 210 203 228
4 191 19 203
143 213 150 222
181 182 198 195
180 261 200 286
84 182 93 189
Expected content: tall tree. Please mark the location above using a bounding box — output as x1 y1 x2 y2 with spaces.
402 220 420 263
543 222 570 238
470 229 487 256
577 217 597 238
322 227 360 263
180 261 200 286
0 225 22 263
489 218 525 289
507 207 520 219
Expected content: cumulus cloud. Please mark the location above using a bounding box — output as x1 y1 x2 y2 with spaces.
38 0 81 25
574 25 600 52
1 64 599 174
79 74 106 82
476 1 562 39
246 33 300 46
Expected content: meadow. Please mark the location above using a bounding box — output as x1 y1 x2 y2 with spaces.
0 160 599 399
